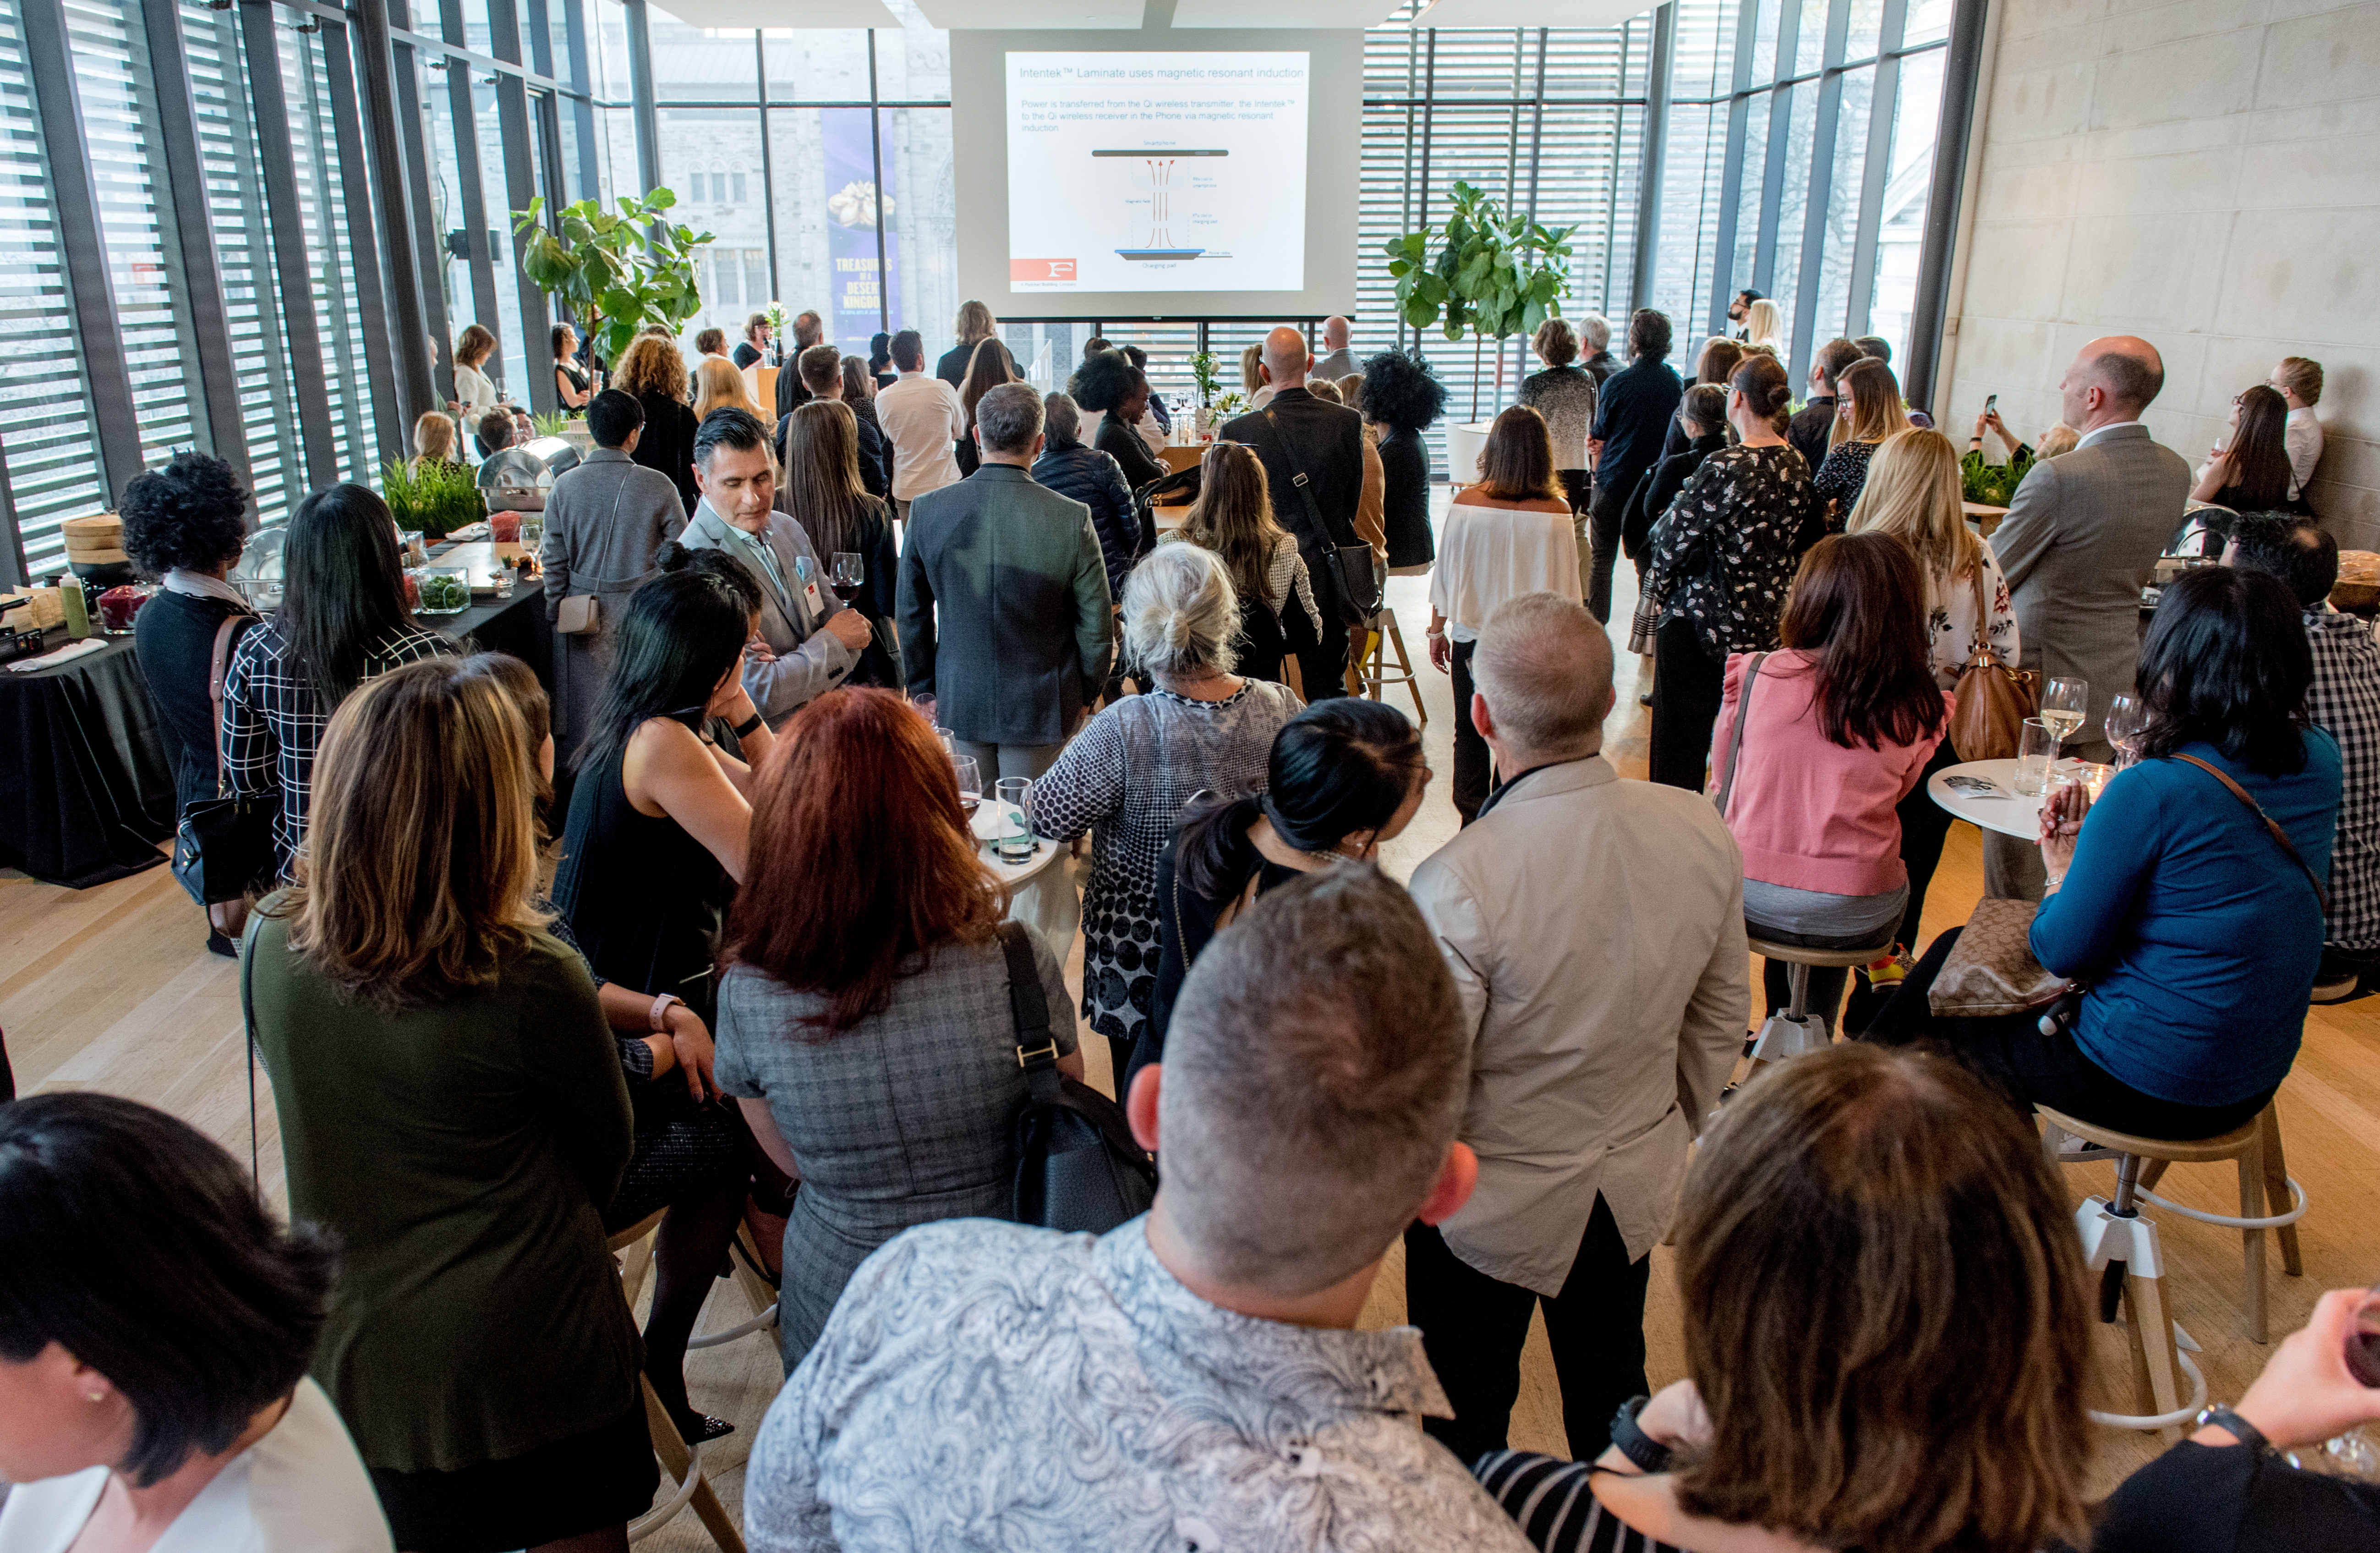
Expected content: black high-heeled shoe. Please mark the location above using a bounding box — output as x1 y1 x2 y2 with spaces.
672 1410 735 1446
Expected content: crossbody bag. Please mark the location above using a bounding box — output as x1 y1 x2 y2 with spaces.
1258 408 1382 625
1711 652 1766 817
171 610 277 908
1002 922 1157 1234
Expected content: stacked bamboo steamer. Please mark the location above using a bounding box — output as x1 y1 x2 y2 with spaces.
60 512 128 572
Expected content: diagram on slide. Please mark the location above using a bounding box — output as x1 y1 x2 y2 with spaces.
1006 52 1308 293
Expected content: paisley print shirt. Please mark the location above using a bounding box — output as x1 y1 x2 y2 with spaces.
1646 443 1815 663
744 1218 1537 1553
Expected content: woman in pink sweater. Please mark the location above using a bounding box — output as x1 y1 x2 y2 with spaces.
1709 533 1952 1033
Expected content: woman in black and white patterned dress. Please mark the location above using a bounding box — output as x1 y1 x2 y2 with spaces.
1033 544 1302 1074
1643 353 1816 791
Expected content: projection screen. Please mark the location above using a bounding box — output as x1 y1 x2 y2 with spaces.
949 27 1364 320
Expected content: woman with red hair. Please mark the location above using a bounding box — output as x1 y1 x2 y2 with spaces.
711 688 1084 1373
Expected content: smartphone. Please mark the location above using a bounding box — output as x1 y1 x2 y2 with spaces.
1984 393 1998 416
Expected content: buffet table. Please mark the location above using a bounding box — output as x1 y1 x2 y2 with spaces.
0 631 177 887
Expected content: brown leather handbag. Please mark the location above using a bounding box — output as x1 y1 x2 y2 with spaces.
1947 565 2037 761
1930 898 2073 1016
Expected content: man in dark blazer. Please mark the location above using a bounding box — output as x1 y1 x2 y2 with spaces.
1789 336 1865 473
1986 334 2191 897
778 343 892 501
897 382 1114 782
1220 326 1384 700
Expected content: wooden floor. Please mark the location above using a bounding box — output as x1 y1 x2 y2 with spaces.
9 551 2380 1544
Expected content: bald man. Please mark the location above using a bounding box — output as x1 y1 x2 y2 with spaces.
1220 326 1386 699
1405 591 1745 1467
1313 316 1357 382
1984 334 2190 897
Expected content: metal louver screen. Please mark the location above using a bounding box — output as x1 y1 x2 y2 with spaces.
0 0 104 576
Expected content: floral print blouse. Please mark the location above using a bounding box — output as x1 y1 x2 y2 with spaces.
1812 436 1880 526
1922 540 2022 691
1647 443 1816 662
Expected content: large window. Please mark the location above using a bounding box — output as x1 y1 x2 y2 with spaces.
1644 0 1952 383
0 0 1975 582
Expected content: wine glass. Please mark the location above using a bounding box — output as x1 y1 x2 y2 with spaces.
951 755 982 822
830 551 864 603
2303 1284 2380 1478
2041 677 2089 753
2104 693 2145 769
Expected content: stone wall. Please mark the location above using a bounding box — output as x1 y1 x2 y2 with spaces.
1945 0 2380 544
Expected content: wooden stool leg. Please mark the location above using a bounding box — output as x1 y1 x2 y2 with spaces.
1384 614 1425 726
2260 1105 2303 1276
2120 1270 2188 1444
2238 1141 2269 1344
642 1376 746 1553
2135 1158 2172 1193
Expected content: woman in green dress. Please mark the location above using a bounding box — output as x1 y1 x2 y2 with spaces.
243 655 653 1553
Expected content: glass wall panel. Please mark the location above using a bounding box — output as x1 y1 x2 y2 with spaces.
657 103 765 342
283 20 377 482
1869 46 1945 358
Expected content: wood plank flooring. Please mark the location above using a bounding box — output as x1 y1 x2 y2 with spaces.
8 554 2377 1545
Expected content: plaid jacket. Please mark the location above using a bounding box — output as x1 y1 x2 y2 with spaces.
2304 608 2380 950
222 619 451 882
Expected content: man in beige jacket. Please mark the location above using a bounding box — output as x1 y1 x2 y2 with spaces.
1404 592 1748 1465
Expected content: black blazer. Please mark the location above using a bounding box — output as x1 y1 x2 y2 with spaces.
1625 429 1728 558
935 342 974 388
775 365 812 423
631 393 700 516
1220 388 1366 560
132 588 251 814
1095 414 1164 492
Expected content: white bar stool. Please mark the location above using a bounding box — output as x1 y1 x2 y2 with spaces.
1745 935 1893 1062
2037 1102 2306 1440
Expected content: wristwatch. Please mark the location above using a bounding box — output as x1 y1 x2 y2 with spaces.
732 710 765 739
2196 1404 2272 1452
648 992 683 1034
1608 1395 1674 1474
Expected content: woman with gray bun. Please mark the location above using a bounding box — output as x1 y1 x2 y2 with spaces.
1030 544 1303 1076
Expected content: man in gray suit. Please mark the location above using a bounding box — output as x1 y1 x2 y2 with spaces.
897 381 1114 781
1987 334 2191 896
1312 315 1357 382
539 389 686 761
681 406 872 727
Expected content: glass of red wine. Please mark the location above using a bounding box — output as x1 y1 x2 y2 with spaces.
831 552 864 603
2310 1284 2380 1477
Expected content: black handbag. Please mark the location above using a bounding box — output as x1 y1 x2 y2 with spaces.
1260 408 1383 626
1001 921 1157 1234
171 611 278 906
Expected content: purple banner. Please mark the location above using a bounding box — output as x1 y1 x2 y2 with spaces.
822 109 901 353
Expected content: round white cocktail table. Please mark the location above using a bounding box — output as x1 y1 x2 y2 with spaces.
1926 757 2045 840
972 807 1076 955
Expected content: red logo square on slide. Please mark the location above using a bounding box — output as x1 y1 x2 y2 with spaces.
1012 258 1076 282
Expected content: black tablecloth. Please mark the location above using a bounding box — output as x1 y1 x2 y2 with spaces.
0 585 548 892
0 632 178 888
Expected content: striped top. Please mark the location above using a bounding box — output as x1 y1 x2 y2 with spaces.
1473 1452 1682 1553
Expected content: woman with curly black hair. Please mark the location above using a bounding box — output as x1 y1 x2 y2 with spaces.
1358 350 1447 571
121 452 256 954
1067 347 1165 491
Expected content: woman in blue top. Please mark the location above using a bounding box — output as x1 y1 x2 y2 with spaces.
1869 566 2340 1137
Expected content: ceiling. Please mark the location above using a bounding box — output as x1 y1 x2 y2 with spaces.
650 0 904 27
654 0 1655 29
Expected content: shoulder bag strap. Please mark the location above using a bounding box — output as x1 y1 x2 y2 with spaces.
997 920 1060 1080
1966 562 1997 669
1713 653 1765 818
241 924 262 1197
1259 408 1354 549
208 611 258 795
2170 752 2329 910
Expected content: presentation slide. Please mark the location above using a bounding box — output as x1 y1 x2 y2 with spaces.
949 28 1362 321
1004 52 1310 296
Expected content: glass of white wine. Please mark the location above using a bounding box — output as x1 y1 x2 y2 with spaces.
2041 677 2089 752
951 755 982 823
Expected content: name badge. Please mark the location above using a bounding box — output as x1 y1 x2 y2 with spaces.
801 578 825 615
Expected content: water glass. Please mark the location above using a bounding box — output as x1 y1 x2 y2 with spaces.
993 777 1035 862
951 755 982 821
2013 716 2055 796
